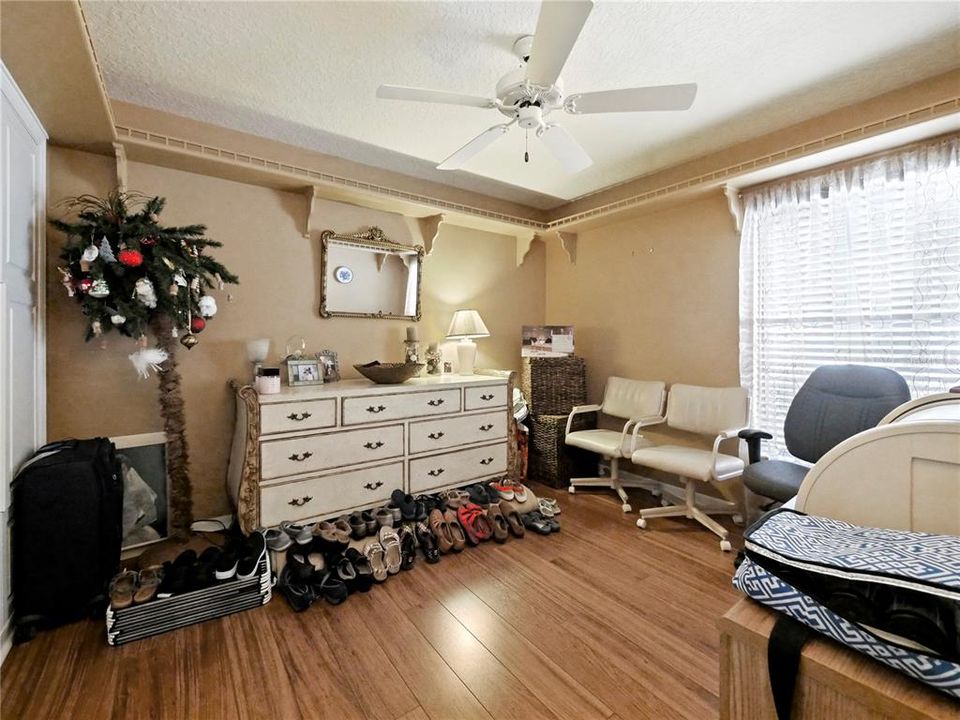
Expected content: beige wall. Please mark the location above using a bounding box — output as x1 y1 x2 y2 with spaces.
546 191 742 458
46 147 545 518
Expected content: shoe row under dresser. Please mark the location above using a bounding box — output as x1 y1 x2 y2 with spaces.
228 375 511 534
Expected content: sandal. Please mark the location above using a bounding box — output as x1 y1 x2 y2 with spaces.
428 508 454 553
316 571 348 605
499 501 525 538
379 525 403 574
345 548 374 592
443 508 467 552
133 565 164 603
416 522 440 563
364 542 389 582
109 570 138 609
522 512 552 535
399 526 416 571
537 499 556 518
280 520 313 545
540 497 561 515
486 504 510 543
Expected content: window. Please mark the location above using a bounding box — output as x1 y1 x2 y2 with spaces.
739 135 960 459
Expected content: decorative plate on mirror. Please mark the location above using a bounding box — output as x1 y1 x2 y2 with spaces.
334 266 353 284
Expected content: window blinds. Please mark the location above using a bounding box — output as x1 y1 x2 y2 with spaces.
739 135 960 459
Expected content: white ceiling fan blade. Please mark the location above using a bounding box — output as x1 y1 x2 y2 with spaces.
377 84 496 109
566 83 698 114
538 124 592 173
525 0 594 88
437 125 511 170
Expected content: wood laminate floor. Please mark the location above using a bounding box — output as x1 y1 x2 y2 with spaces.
0 484 742 720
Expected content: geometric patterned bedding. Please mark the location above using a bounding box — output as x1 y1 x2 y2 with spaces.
733 509 960 699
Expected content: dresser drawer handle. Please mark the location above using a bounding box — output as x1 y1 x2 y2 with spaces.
363 481 384 491
427 431 445 440
288 452 313 462
479 457 495 465
480 393 495 401
363 441 385 450
427 398 445 407
427 468 445 477
366 405 387 414
478 424 494 432
286 411 312 421
287 496 313 507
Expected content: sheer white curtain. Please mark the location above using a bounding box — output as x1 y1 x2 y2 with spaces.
739 135 960 459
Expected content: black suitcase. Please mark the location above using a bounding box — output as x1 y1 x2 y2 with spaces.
11 438 123 642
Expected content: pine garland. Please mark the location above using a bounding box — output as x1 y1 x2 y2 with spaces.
52 191 238 342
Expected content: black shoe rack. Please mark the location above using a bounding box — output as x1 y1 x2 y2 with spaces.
105 555 272 646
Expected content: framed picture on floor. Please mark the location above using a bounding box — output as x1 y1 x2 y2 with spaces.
111 432 169 551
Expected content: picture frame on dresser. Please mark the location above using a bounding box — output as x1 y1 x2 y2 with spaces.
286 358 323 386
316 350 340 382
227 375 514 534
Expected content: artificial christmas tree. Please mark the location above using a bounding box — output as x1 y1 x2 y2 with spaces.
52 191 239 535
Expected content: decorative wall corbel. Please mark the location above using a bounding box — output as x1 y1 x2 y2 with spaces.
404 214 444 256
724 185 743 233
113 142 127 193
303 186 317 239
516 229 538 267
556 230 578 264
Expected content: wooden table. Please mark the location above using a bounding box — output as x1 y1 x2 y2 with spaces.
718 599 958 719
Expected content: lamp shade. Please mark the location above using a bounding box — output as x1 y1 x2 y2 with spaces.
245 338 270 363
446 309 489 339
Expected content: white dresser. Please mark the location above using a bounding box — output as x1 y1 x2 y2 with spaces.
228 375 511 533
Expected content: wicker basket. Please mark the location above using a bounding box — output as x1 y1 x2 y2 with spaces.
520 356 587 415
527 412 596 488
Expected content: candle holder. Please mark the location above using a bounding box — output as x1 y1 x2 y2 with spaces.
403 340 422 376
426 344 442 375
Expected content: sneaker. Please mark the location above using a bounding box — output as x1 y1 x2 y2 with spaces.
263 527 293 552
214 550 239 581
237 532 267 580
488 479 514 501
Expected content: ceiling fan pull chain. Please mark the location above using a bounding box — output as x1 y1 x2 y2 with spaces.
524 131 530 163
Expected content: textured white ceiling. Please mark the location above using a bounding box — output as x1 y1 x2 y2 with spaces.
83 1 960 209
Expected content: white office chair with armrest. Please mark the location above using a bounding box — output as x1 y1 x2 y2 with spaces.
565 377 666 512
631 384 749 551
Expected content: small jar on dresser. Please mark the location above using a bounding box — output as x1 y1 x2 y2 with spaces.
228 374 512 534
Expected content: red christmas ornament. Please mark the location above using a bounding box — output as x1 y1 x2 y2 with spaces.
118 249 144 267
141 236 157 247
190 316 206 333
77 278 93 293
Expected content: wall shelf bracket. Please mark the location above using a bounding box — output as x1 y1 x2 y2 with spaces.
404 214 444 256
516 230 538 267
303 186 318 239
113 142 128 193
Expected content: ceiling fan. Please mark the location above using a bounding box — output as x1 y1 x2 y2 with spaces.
376 0 697 174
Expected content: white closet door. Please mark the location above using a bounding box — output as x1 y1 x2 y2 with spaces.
0 62 47 660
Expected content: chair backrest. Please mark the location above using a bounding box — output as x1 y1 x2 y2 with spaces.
665 384 748 436
600 377 665 420
784 365 911 464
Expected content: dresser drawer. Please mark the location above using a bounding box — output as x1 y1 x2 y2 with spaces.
464 384 508 411
342 388 461 426
260 398 336 435
261 425 404 480
261 462 401 526
409 411 507 454
408 442 508 493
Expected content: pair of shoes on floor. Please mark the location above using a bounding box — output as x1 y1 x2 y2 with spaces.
457 502 495 544
428 508 466 553
346 510 377 539
109 565 164 608
486 478 529 503
522 511 560 535
154 533 266 601
538 498 562 517
390 489 429 522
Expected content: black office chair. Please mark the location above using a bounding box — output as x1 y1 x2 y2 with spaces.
740 365 911 503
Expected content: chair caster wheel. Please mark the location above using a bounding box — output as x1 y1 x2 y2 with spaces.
636 518 647 529
720 539 732 552
568 486 576 494
621 503 632 513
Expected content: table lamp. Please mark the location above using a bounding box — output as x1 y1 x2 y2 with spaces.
446 309 489 376
246 338 270 381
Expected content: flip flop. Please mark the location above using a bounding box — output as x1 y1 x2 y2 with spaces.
109 570 138 609
539 497 561 515
416 522 440 563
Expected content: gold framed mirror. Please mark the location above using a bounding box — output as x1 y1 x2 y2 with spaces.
319 227 424 320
